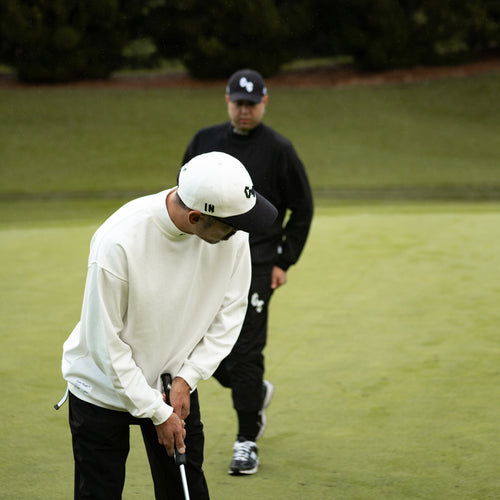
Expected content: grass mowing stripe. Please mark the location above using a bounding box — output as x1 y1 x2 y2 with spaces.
1 72 500 196
1 202 499 499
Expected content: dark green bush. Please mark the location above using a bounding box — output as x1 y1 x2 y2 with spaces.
416 0 500 65
0 0 133 82
305 0 500 71
145 0 305 78
1 0 498 83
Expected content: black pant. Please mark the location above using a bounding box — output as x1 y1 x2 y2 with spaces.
69 391 209 500
213 265 274 439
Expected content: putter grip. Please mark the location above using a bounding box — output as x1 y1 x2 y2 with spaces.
174 448 187 466
161 373 187 465
161 373 172 403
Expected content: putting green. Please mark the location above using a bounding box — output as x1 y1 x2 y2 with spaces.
1 202 499 499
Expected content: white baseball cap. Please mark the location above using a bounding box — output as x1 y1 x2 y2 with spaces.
177 152 277 233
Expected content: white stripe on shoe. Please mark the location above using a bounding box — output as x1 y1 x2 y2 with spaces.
255 380 274 441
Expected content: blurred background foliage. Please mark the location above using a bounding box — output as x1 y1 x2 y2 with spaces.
0 0 499 82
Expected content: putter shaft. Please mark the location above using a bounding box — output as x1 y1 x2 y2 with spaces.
162 373 190 500
179 463 190 500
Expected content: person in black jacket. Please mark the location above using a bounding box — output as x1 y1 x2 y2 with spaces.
183 68 313 475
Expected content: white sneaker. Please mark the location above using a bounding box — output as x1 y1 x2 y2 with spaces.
229 440 259 475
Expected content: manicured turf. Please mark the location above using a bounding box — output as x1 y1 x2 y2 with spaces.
1 71 500 198
1 201 499 499
1 68 499 498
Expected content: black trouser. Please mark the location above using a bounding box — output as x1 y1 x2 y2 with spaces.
213 265 274 441
69 390 209 500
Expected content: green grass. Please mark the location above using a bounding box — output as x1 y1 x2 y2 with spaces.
1 70 500 498
1 71 499 198
1 201 500 499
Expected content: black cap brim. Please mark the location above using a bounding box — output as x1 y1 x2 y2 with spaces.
228 92 263 103
218 192 277 233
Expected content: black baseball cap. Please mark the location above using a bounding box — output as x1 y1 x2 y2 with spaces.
226 69 267 103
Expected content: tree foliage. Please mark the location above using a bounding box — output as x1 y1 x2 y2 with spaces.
144 0 308 78
0 0 138 82
306 0 500 70
0 0 498 82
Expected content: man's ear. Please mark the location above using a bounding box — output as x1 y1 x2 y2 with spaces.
188 210 202 225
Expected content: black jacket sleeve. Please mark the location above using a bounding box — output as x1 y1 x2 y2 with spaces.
273 146 313 271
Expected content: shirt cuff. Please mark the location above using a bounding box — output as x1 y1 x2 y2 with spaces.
151 402 173 426
176 365 201 393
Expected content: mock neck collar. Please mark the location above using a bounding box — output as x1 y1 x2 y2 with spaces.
153 189 191 240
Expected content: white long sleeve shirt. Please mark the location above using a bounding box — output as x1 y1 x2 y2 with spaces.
62 189 251 425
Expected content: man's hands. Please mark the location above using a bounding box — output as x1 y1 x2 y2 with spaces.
156 376 191 456
271 265 287 290
169 377 191 420
155 412 186 456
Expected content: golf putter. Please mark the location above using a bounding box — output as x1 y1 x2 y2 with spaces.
161 373 191 500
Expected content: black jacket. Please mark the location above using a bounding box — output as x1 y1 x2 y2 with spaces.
183 122 313 270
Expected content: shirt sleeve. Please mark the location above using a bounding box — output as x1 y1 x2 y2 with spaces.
82 262 172 425
274 147 314 271
177 236 252 389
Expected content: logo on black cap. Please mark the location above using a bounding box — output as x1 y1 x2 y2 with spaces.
239 77 254 93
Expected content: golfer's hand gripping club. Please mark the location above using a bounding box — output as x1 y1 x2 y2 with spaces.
161 373 190 500
161 373 187 460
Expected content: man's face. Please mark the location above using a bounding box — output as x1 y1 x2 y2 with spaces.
195 215 237 244
226 95 268 132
